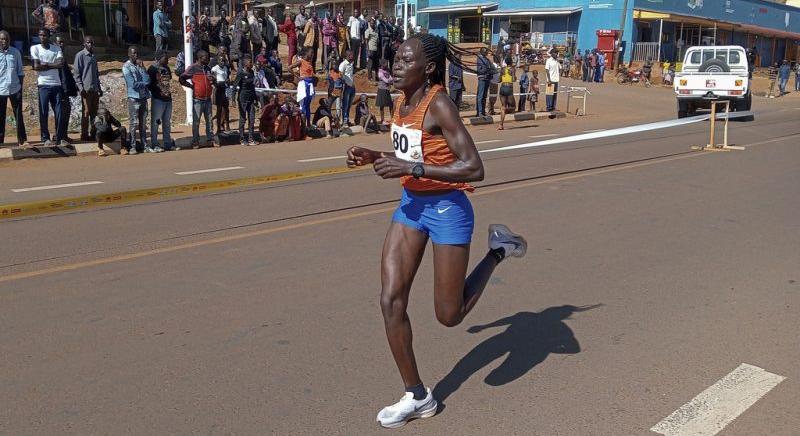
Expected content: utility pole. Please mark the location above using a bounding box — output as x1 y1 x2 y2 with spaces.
615 0 630 70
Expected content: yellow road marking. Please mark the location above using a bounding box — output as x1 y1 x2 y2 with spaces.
0 166 365 220
0 151 708 284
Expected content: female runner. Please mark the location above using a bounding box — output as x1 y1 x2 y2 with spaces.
346 34 528 429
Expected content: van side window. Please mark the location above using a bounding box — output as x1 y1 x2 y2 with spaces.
729 51 741 64
690 51 701 64
702 50 714 63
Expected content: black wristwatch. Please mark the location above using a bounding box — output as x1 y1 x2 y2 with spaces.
411 163 425 179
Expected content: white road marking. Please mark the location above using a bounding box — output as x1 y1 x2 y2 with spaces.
11 181 104 193
583 129 606 133
481 112 751 154
651 363 785 436
297 155 347 163
175 166 244 175
529 134 559 138
475 139 503 144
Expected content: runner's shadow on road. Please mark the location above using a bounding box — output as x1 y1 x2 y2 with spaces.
433 304 602 409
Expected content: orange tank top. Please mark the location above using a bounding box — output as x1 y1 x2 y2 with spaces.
390 85 474 193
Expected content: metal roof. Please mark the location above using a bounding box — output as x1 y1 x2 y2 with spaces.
482 7 582 17
417 2 499 14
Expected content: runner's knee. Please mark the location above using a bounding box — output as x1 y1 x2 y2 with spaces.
435 304 463 327
380 285 408 321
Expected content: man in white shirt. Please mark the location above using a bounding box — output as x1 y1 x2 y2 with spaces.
339 49 355 126
30 28 65 146
347 9 363 70
544 49 561 112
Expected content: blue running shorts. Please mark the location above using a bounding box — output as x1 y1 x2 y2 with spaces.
392 188 475 245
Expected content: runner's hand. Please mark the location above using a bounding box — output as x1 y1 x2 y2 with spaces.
373 156 412 179
346 146 379 167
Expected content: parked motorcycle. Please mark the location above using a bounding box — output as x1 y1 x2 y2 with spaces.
616 65 651 87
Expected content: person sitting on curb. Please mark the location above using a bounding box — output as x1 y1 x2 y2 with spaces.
259 93 280 143
354 94 378 133
94 106 127 157
312 97 337 138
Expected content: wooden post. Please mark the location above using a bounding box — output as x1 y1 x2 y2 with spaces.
708 102 716 148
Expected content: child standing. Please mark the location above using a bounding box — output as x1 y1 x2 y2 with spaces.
518 65 530 112
376 59 393 125
529 70 540 112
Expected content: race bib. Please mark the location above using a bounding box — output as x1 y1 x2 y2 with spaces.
391 123 424 163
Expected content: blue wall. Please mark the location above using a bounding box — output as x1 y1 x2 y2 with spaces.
635 0 800 34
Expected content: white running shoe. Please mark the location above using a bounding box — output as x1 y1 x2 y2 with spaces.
488 224 528 258
376 388 438 429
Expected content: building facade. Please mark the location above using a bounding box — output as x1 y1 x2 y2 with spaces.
418 0 800 66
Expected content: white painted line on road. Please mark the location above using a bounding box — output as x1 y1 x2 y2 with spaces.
481 112 753 154
175 166 245 175
11 181 104 193
529 134 559 139
297 155 347 163
476 139 503 144
651 363 785 436
583 129 606 133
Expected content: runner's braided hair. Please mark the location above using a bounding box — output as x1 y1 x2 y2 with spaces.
409 33 478 86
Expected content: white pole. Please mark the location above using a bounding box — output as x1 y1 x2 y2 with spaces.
103 0 109 44
183 0 194 125
403 0 408 40
657 18 663 63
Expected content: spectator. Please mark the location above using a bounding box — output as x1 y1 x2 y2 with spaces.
215 7 231 53
211 56 231 136
643 56 653 82
545 49 561 112
488 54 501 115
497 57 515 130
54 35 77 145
348 9 363 70
74 36 101 142
596 50 606 82
231 8 251 68
339 49 355 127
475 47 491 117
265 8 279 52
255 45 269 66
588 50 597 83
259 93 279 142
290 48 315 125
582 49 590 82
312 97 336 138
574 50 583 82
376 59 393 125
250 9 264 56
295 5 308 48
153 1 171 52
59 0 81 32
0 30 28 148
179 49 217 148
795 62 800 92
529 69 540 112
358 10 369 71
147 50 172 151
518 65 529 112
234 56 257 146
122 46 151 154
767 63 778 98
364 18 379 80
279 12 298 65
448 53 464 109
336 11 348 56
303 11 320 72
778 60 790 95
355 94 378 133
275 98 304 141
93 107 126 157
31 28 64 147
198 6 213 53
378 16 393 70
321 12 337 69
327 60 343 122
268 49 283 81
32 0 60 35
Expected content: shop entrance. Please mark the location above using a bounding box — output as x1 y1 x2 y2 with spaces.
460 16 481 42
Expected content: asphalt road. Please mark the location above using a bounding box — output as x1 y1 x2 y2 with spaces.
1 87 799 435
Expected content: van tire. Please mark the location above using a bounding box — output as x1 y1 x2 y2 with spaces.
698 58 730 73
